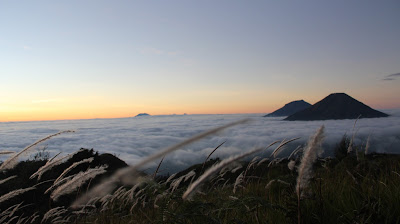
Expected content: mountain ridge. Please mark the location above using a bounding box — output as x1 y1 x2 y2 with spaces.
264 100 311 117
285 93 389 121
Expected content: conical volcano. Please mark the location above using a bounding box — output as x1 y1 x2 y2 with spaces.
264 100 311 117
284 93 389 121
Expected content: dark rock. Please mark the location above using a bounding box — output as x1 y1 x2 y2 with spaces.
285 93 389 121
0 149 128 221
264 100 311 117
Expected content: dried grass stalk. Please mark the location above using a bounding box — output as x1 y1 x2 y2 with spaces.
0 187 35 204
42 207 68 223
365 135 371 155
45 175 76 194
347 115 360 154
153 156 165 179
47 151 62 164
295 126 324 224
0 130 74 171
202 141 226 170
0 151 15 155
51 165 108 201
165 173 177 184
71 119 249 208
54 157 94 184
288 146 302 160
0 202 23 219
271 137 300 158
169 171 196 193
183 139 297 200
30 154 73 180
0 175 17 185
288 160 296 171
296 125 325 197
233 172 244 193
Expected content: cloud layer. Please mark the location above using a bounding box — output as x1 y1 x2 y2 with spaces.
1 111 400 173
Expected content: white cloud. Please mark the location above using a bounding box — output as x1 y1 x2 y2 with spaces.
23 46 32 50
1 111 399 173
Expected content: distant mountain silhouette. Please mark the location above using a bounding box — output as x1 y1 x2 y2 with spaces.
285 93 389 121
264 100 311 117
135 113 150 117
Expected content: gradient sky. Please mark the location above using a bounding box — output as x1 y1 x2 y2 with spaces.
1 1 399 122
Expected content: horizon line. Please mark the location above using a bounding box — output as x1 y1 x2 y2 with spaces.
1 107 399 123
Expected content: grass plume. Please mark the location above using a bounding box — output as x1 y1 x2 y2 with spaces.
30 153 74 180
71 119 249 208
0 130 74 172
0 151 15 155
202 141 226 170
296 125 325 224
271 137 300 158
347 115 360 155
153 156 165 179
51 165 108 201
296 125 325 197
54 157 94 184
182 139 298 200
0 187 35 204
0 175 17 185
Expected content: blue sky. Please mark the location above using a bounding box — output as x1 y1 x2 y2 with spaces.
1 1 399 121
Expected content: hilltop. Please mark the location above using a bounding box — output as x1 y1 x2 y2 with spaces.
285 93 389 121
264 100 311 117
135 113 150 117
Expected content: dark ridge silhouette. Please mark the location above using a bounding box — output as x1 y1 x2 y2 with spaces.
264 100 311 117
135 113 150 117
285 93 389 121
0 149 128 220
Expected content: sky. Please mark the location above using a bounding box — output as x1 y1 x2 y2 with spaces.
1 1 399 122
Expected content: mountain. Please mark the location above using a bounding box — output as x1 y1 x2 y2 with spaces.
264 100 311 117
284 93 389 121
135 113 150 117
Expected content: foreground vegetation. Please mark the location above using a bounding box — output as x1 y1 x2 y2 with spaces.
1 123 400 223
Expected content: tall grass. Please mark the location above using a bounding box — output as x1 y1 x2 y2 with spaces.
72 119 249 208
51 165 108 201
0 187 35 204
296 125 325 224
30 153 74 180
0 130 74 171
182 139 290 200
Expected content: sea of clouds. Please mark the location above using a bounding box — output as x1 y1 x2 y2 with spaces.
1 109 400 174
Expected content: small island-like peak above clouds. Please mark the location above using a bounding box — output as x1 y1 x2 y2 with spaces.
134 113 150 117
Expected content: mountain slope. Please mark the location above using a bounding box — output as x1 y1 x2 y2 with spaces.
284 93 389 121
264 100 311 117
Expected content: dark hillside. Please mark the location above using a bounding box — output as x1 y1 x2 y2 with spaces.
285 93 388 121
264 100 311 117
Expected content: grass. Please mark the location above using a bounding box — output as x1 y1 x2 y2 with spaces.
80 155 400 224
0 122 400 223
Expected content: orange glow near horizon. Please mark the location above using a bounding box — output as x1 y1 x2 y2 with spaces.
1 88 399 122
0 105 277 122
1 100 398 122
